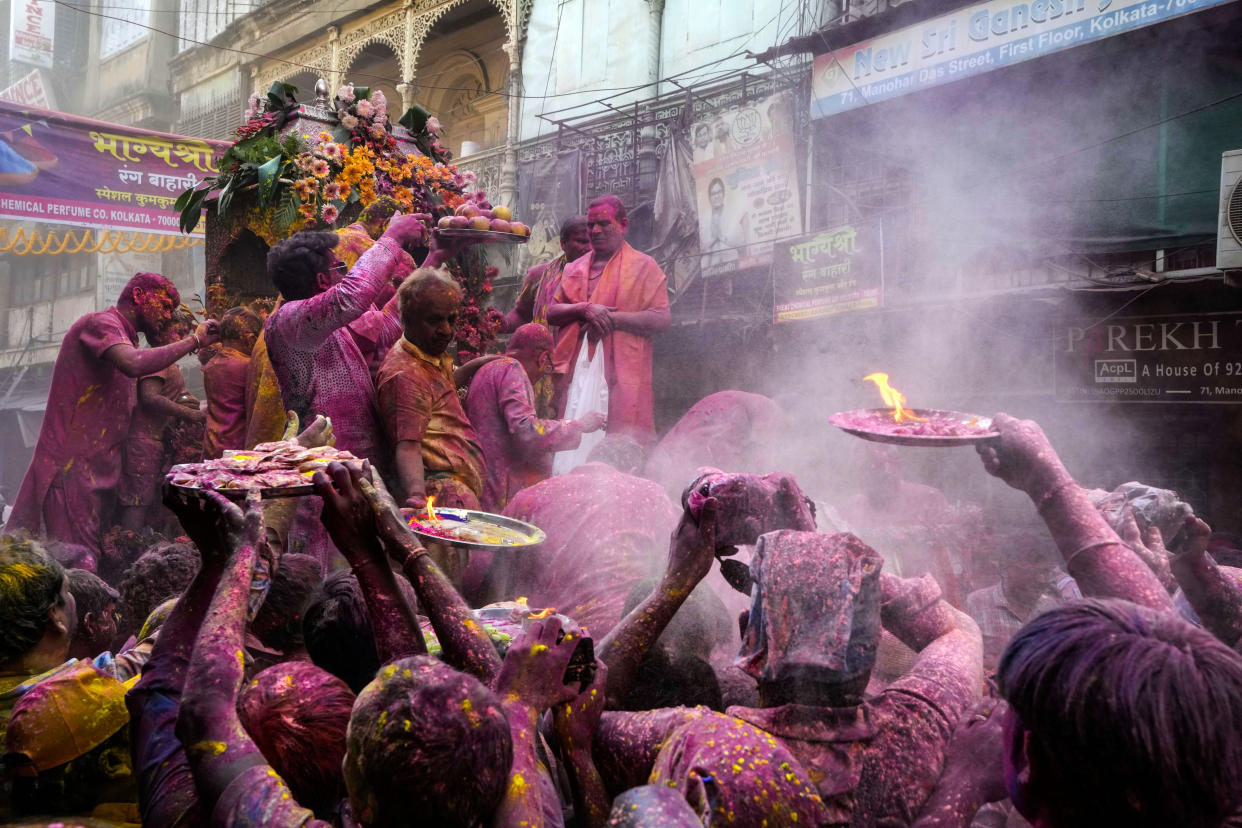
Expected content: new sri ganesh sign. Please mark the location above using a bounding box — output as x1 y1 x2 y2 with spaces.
810 0 1236 118
1054 313 1242 403
0 101 227 235
773 221 883 323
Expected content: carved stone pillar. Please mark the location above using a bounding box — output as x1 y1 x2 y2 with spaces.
396 82 415 112
498 38 522 208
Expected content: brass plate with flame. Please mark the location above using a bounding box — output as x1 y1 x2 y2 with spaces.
828 408 999 447
407 507 546 550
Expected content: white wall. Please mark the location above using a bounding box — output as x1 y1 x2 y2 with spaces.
519 0 657 141
520 0 829 139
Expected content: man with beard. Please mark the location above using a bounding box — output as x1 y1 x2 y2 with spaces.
6 272 218 555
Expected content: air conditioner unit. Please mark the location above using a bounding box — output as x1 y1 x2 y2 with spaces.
1218 149 1242 271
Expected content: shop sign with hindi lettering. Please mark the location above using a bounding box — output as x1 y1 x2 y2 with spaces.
0 101 227 235
773 221 883 323
1054 312 1242 403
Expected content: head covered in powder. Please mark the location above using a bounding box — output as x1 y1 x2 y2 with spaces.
220 306 262 353
117 272 180 338
4 661 135 816
117 540 199 635
998 599 1242 828
737 530 883 705
303 570 405 693
65 569 120 659
358 195 401 240
0 536 71 669
397 268 463 356
238 661 355 817
267 231 339 301
250 553 320 654
343 656 512 828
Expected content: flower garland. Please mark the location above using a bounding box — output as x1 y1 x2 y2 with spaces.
179 82 503 357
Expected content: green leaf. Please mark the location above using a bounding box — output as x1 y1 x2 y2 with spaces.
178 189 208 235
399 105 429 134
257 155 281 208
353 86 370 102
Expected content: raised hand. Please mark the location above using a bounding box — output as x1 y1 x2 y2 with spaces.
975 413 1072 497
163 486 251 568
666 496 719 589
295 414 334 448
311 460 385 568
494 615 584 713
552 660 608 754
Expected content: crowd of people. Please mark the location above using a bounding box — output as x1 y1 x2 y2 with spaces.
2 192 1242 828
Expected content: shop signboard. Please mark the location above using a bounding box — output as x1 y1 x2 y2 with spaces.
0 70 53 109
811 0 1238 118
0 100 227 235
9 0 54 69
1054 312 1242 403
692 91 802 278
773 220 883 323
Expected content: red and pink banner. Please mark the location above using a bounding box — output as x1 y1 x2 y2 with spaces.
0 100 229 235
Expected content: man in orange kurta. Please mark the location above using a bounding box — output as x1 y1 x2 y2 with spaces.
548 195 671 446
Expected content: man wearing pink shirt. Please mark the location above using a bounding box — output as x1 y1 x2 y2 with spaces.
7 272 219 558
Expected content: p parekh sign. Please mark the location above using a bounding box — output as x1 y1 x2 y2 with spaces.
810 0 1237 118
1054 313 1242 403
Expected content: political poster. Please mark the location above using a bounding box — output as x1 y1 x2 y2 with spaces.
691 92 802 278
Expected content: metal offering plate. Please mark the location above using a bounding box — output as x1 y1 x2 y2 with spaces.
407 507 546 550
434 228 529 245
828 408 999 447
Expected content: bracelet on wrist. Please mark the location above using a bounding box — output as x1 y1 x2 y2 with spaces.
398 544 430 569
1064 540 1115 569
189 333 201 351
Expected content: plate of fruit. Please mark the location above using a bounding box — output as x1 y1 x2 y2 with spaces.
436 200 529 244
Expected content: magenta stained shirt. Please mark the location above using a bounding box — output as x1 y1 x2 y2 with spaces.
7 307 138 539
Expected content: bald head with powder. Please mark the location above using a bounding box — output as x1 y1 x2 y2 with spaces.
397 269 463 357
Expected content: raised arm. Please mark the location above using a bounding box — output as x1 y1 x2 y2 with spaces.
881 572 984 709
1170 515 1242 648
911 700 1010 828
551 661 611 828
976 414 1174 611
104 319 218 378
597 498 718 707
127 485 242 827
173 493 270 808
359 469 503 684
312 462 428 664
491 615 585 828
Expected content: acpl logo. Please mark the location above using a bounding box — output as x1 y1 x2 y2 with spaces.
1095 359 1137 383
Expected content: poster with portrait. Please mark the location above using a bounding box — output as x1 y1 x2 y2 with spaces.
691 92 802 278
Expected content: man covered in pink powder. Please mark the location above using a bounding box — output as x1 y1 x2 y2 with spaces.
6 272 219 557
262 213 445 470
464 323 605 512
547 195 671 445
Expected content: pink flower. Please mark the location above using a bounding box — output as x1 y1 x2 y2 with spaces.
356 99 375 118
371 90 387 113
310 158 330 178
321 203 339 224
340 114 359 130
426 116 441 135
337 85 355 102
323 182 343 200
370 125 386 140
319 142 343 161
459 170 477 185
